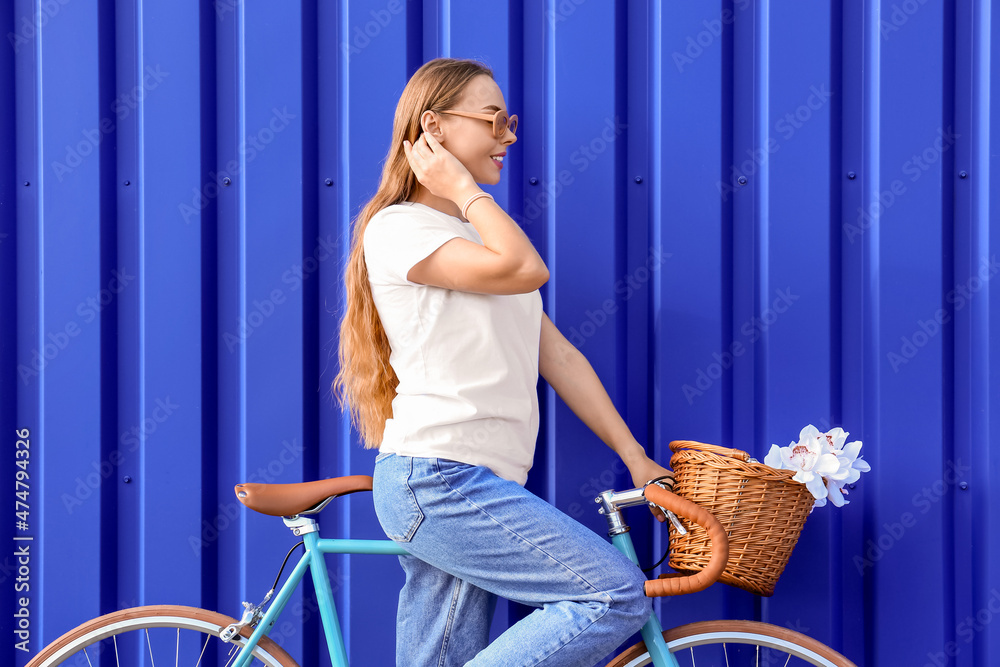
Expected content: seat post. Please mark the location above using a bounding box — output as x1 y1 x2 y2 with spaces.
282 514 319 537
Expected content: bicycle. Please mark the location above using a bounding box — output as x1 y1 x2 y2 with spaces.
26 472 857 666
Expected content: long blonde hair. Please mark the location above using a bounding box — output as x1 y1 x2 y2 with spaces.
333 58 495 448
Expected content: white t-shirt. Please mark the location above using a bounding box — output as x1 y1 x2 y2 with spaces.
363 201 543 485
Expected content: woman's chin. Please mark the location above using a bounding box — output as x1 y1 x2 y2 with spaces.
475 171 502 186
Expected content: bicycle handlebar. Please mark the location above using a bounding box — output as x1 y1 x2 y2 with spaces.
642 484 729 597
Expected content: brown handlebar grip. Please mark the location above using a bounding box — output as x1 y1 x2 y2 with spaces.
642 484 729 597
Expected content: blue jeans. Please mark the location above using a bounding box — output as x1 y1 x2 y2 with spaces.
372 453 652 667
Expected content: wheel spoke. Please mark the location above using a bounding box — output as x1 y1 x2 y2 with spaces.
223 639 241 667
175 628 180 667
146 628 157 667
195 633 211 667
114 633 120 667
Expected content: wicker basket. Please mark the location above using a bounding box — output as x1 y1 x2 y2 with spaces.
666 440 816 597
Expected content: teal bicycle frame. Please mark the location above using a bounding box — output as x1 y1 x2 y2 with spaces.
235 531 407 667
232 488 679 667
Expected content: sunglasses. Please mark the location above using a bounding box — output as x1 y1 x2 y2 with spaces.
438 108 518 139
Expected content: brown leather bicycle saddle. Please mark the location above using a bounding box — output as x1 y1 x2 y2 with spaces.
235 475 373 517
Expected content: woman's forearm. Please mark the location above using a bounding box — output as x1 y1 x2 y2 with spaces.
539 314 674 509
459 189 548 280
539 321 646 466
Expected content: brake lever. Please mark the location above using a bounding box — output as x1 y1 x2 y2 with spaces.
646 479 688 536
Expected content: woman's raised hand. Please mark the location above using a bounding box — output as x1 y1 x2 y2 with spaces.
403 133 478 204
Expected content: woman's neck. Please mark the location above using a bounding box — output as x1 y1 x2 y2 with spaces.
409 184 465 220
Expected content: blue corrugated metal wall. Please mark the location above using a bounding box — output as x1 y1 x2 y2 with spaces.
1 1 997 665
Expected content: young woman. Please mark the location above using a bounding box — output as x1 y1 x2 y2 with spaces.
335 58 673 667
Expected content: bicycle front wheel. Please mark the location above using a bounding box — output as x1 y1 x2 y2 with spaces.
25 605 299 667
606 620 856 667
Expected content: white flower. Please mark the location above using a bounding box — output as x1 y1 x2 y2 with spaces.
828 440 868 482
765 425 871 508
766 425 841 500
819 436 871 508
824 479 848 507
823 427 849 453
763 444 784 469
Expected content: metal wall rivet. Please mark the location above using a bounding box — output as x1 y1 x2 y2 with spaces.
847 171 857 180
23 181 30 186
634 176 643 184
124 180 130 186
223 177 232 186
960 482 969 490
959 171 968 179
123 476 132 484
325 178 333 186
738 176 748 185
529 177 539 185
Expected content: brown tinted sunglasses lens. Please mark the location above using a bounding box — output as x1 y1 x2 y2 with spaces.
495 111 518 138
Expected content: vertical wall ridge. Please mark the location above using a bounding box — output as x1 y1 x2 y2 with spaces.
943 0 961 654
838 0 878 660
97 0 119 619
827 0 846 650
114 0 140 617
952 0 972 654
969 2 993 664
731 0 763 462
649 0 662 463
235 0 248 600
754 0 770 465
542 0 558 501
860 3 881 662
214 0 242 633
612 0 628 456
198 0 219 617
719 0 734 451
135 0 147 604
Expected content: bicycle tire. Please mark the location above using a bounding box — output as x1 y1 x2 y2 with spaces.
605 619 856 667
25 604 300 667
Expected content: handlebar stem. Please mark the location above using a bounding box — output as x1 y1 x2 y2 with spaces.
596 487 648 536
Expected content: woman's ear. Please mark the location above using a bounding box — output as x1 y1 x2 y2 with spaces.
420 110 445 139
